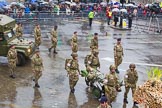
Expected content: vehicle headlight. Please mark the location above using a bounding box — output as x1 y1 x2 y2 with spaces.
27 48 31 53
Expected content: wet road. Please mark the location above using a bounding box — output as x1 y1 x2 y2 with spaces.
0 19 162 108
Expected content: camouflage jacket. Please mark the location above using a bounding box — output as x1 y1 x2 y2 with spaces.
32 54 43 71
88 55 100 69
16 26 23 37
51 29 57 42
34 28 41 37
124 69 138 85
105 72 119 87
114 44 123 57
71 35 78 44
7 48 17 61
90 38 98 48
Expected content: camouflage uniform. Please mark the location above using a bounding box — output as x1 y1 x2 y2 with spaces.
87 49 100 70
71 42 78 53
71 32 78 53
71 33 78 44
114 38 123 73
32 51 43 88
90 36 98 50
7 46 17 78
16 25 23 37
66 53 80 93
124 64 138 103
49 26 58 53
34 25 41 47
104 65 120 104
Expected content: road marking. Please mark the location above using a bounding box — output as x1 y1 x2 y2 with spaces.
101 57 162 67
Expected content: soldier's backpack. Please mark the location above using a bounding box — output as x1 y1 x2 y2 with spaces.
65 59 73 70
84 55 92 66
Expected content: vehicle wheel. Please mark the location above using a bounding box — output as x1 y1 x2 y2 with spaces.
17 53 26 66
92 87 101 99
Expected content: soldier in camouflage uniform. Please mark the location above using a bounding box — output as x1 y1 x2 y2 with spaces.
66 53 80 93
71 31 78 44
90 33 98 51
7 45 17 78
124 64 138 105
71 31 78 53
114 38 124 73
87 49 100 70
48 26 58 54
34 24 41 48
32 50 44 88
104 65 120 104
16 23 23 37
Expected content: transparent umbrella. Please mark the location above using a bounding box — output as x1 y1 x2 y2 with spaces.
112 8 119 12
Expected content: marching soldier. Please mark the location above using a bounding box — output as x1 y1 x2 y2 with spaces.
124 64 138 105
114 38 124 73
7 45 17 78
104 65 121 105
48 25 58 54
71 31 78 44
66 53 80 93
87 49 100 70
16 23 23 37
32 49 44 88
90 33 98 51
71 31 78 53
34 24 41 48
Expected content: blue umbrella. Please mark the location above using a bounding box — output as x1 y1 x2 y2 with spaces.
0 3 4 8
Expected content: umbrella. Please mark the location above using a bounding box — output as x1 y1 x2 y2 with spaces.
71 2 76 6
120 8 127 13
100 2 107 6
112 5 119 8
145 4 151 7
125 3 135 7
112 8 119 12
17 3 25 8
114 2 119 5
3 4 11 9
0 7 4 13
65 1 71 5
10 2 17 5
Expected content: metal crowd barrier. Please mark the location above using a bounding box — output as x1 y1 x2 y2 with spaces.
9 11 106 21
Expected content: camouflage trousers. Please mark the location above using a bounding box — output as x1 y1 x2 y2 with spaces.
69 71 79 90
114 56 122 69
50 41 57 49
34 71 42 84
35 36 41 47
8 60 16 75
104 85 117 103
124 84 136 99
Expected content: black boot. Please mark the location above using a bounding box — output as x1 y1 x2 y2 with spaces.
115 69 119 73
71 88 75 93
35 83 40 88
53 49 57 54
9 75 15 79
124 98 128 104
133 101 138 107
48 48 51 52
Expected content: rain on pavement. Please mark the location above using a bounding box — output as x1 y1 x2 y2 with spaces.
0 18 162 108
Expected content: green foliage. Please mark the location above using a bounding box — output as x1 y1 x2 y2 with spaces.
147 67 162 81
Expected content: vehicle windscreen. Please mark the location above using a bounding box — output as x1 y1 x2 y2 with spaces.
4 29 15 41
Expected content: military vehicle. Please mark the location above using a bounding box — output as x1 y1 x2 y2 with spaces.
0 14 36 66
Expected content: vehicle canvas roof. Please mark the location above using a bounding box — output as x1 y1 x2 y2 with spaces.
0 14 15 32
